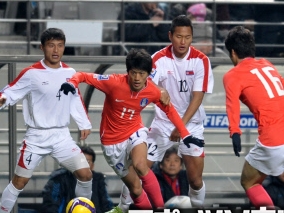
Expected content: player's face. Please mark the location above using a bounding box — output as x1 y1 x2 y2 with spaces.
40 39 65 68
128 69 149 92
160 153 182 178
169 26 192 58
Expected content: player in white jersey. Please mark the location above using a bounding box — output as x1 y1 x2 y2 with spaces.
0 28 93 213
149 15 213 207
118 15 214 212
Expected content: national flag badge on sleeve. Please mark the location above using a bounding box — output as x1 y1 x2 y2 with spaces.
186 70 194 75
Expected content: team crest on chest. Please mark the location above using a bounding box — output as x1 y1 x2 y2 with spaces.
140 98 148 107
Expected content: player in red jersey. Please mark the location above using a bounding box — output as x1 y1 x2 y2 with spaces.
118 15 214 212
223 26 284 209
60 48 201 211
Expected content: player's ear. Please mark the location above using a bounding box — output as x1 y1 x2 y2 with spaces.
168 31 172 42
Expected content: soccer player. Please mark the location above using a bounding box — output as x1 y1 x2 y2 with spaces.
223 25 284 208
118 15 214 211
60 48 202 212
0 28 93 213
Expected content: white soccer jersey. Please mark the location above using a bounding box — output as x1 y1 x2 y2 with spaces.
151 45 214 123
0 59 91 130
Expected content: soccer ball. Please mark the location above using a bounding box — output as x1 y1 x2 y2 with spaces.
164 196 192 209
66 197 96 213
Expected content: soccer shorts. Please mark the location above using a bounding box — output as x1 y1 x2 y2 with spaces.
147 118 205 162
245 138 284 176
15 127 87 178
101 127 148 178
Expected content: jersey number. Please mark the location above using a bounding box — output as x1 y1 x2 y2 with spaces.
120 107 135 120
250 66 284 98
26 153 32 165
178 80 189 92
147 143 158 156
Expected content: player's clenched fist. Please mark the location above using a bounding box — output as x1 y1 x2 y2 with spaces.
60 82 76 95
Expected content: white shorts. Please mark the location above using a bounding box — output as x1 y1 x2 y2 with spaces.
101 127 148 178
245 139 284 176
15 127 87 178
147 118 205 162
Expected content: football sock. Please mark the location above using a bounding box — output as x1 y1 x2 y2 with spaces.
246 184 274 208
189 181 205 207
140 170 164 208
0 181 23 213
75 179 92 200
118 183 133 212
130 189 152 210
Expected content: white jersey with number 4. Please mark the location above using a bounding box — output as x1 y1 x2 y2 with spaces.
0 59 91 130
151 45 214 123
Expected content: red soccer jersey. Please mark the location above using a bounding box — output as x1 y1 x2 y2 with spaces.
69 72 190 145
223 58 284 146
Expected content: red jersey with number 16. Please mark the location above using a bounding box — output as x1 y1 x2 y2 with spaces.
69 72 190 145
223 58 284 146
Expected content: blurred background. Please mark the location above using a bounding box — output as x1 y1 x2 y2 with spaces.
1 0 284 212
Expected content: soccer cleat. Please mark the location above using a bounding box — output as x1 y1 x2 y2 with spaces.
105 206 124 213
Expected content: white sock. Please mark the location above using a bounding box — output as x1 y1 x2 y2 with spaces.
0 181 23 213
189 181 205 207
75 179 92 200
118 183 133 212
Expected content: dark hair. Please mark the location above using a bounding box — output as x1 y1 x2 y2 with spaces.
126 48 152 74
225 26 255 59
160 146 182 165
40 28 66 45
79 145 96 163
170 15 193 35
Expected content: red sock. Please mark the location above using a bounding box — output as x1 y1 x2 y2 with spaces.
246 184 274 208
130 189 152 210
140 170 164 208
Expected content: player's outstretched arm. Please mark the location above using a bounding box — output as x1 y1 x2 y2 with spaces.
60 82 76 95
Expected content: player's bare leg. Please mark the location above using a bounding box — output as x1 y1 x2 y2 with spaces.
241 161 273 208
131 143 164 209
60 152 93 200
122 165 152 210
182 154 205 207
118 159 155 212
0 175 29 213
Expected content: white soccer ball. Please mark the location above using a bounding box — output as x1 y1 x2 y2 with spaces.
164 196 192 209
